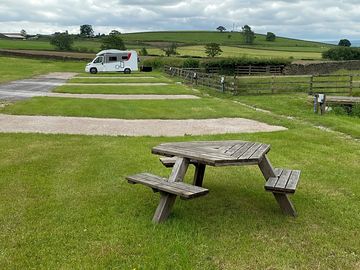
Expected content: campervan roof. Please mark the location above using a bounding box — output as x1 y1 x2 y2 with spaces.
96 49 129 56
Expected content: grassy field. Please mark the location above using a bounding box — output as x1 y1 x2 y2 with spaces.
176 45 322 59
0 38 101 51
0 97 281 121
54 84 196 95
1 125 359 269
68 77 172 83
0 31 334 61
1 59 360 269
122 31 332 48
0 56 84 83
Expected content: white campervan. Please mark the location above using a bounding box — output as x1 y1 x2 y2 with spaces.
85 49 138 74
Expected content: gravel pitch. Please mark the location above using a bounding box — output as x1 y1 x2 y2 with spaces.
0 115 287 137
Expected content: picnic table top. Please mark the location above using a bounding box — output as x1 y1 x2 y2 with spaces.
152 140 270 166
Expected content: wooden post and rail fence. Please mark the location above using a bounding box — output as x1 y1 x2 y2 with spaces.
164 66 359 96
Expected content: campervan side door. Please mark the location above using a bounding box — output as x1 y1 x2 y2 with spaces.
104 53 128 72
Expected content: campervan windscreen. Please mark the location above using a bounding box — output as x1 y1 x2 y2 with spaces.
93 56 103 63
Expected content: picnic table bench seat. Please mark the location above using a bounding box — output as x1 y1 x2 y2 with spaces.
126 172 209 199
265 168 301 194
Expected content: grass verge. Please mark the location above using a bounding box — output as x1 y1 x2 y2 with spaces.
54 84 196 95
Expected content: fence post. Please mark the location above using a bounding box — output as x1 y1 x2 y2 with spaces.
349 75 353 96
309 75 314 94
249 65 252 75
233 75 238 95
320 94 326 115
271 75 275 94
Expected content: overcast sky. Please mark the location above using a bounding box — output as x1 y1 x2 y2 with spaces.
0 0 359 41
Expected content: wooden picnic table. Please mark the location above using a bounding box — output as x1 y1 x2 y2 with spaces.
127 140 301 223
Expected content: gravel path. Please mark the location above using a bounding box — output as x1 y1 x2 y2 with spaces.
46 93 200 100
0 115 287 137
0 72 77 101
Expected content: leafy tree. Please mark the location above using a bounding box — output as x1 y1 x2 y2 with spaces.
20 29 27 38
162 42 178 57
338 39 351 47
140 47 148 56
80 24 94 37
241 25 255 44
205 43 222 57
50 32 74 51
109 30 121 36
100 34 126 50
182 58 200 68
216 26 226 32
266 32 276 41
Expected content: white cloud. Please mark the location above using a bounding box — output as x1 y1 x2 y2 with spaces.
0 0 359 40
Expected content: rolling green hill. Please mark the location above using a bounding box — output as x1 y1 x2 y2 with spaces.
0 31 334 60
122 31 332 50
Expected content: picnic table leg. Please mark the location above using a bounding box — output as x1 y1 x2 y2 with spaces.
152 157 189 223
193 163 206 187
258 155 297 217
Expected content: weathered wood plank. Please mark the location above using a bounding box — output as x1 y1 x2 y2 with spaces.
193 163 206 187
126 173 208 199
285 170 301 191
258 155 277 179
265 168 283 188
275 169 292 189
250 144 271 159
169 157 189 182
238 143 263 160
273 193 297 217
231 142 254 158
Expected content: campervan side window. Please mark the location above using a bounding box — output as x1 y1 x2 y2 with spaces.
121 56 128 60
108 56 117 62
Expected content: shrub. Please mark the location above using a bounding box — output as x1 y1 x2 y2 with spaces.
142 57 185 69
200 57 290 75
350 104 360 117
101 34 126 50
182 58 200 68
140 47 148 56
322 47 360 60
331 106 348 116
50 33 74 51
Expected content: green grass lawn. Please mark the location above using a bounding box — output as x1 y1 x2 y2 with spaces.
1 126 359 269
1 58 360 269
68 77 172 83
236 94 360 138
0 97 283 123
176 45 322 60
54 84 196 95
0 56 83 83
75 71 164 77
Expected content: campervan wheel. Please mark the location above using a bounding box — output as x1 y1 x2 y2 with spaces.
90 68 98 74
124 68 131 74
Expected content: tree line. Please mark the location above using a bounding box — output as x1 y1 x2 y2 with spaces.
50 25 126 51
